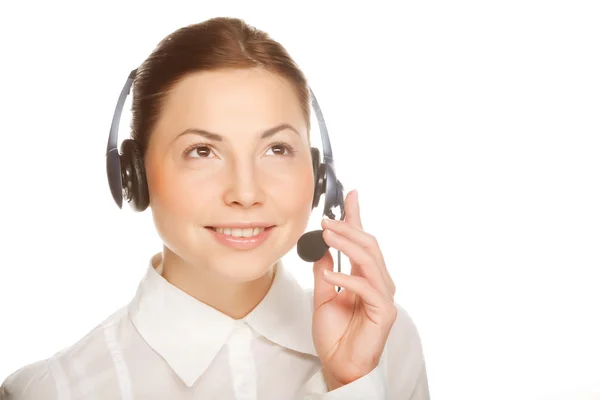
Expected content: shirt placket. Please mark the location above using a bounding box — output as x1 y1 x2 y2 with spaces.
227 321 257 400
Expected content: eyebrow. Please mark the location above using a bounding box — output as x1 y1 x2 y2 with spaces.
175 123 300 142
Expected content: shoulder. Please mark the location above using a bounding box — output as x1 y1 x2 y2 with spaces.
385 302 428 388
1 306 130 400
0 359 55 400
362 301 430 399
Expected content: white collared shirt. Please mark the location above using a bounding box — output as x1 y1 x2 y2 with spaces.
1 253 429 399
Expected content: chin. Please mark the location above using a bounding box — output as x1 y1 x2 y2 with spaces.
208 254 279 283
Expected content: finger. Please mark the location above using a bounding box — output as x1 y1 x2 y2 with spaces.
342 189 363 229
322 218 384 266
322 271 396 324
321 219 395 296
312 249 338 309
323 228 391 299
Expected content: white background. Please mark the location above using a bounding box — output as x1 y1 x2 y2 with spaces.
1 1 599 399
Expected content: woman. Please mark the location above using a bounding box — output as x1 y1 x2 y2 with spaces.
1 17 429 399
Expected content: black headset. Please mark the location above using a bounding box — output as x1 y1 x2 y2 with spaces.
106 68 345 273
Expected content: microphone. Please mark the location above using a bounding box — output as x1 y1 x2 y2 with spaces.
297 229 329 262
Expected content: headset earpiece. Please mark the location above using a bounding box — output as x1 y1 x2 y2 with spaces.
311 147 319 181
119 139 149 212
310 147 326 209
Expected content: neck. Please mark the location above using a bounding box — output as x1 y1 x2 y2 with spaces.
158 247 276 320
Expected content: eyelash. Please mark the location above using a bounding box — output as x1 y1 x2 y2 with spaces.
183 142 297 158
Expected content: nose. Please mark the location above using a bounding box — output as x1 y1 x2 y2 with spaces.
222 161 266 208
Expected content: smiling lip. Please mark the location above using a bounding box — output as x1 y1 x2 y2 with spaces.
205 225 275 250
207 222 274 229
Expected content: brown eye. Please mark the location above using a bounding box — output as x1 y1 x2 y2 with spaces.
271 144 287 155
191 145 213 158
266 143 293 156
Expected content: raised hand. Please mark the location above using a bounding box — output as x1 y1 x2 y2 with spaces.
311 189 397 390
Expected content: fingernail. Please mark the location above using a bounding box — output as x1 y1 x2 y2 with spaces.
323 269 331 277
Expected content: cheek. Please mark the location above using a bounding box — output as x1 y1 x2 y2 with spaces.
272 165 315 216
147 159 211 219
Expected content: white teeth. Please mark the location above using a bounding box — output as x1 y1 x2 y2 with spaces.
215 227 266 237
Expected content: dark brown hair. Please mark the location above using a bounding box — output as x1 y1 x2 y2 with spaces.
131 17 310 156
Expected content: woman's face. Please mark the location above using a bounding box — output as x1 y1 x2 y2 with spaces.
145 67 315 282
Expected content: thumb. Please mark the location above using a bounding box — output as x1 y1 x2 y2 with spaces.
313 249 337 309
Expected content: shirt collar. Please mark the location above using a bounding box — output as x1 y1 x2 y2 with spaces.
128 253 318 387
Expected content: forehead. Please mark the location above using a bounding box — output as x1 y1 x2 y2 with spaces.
154 67 306 139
